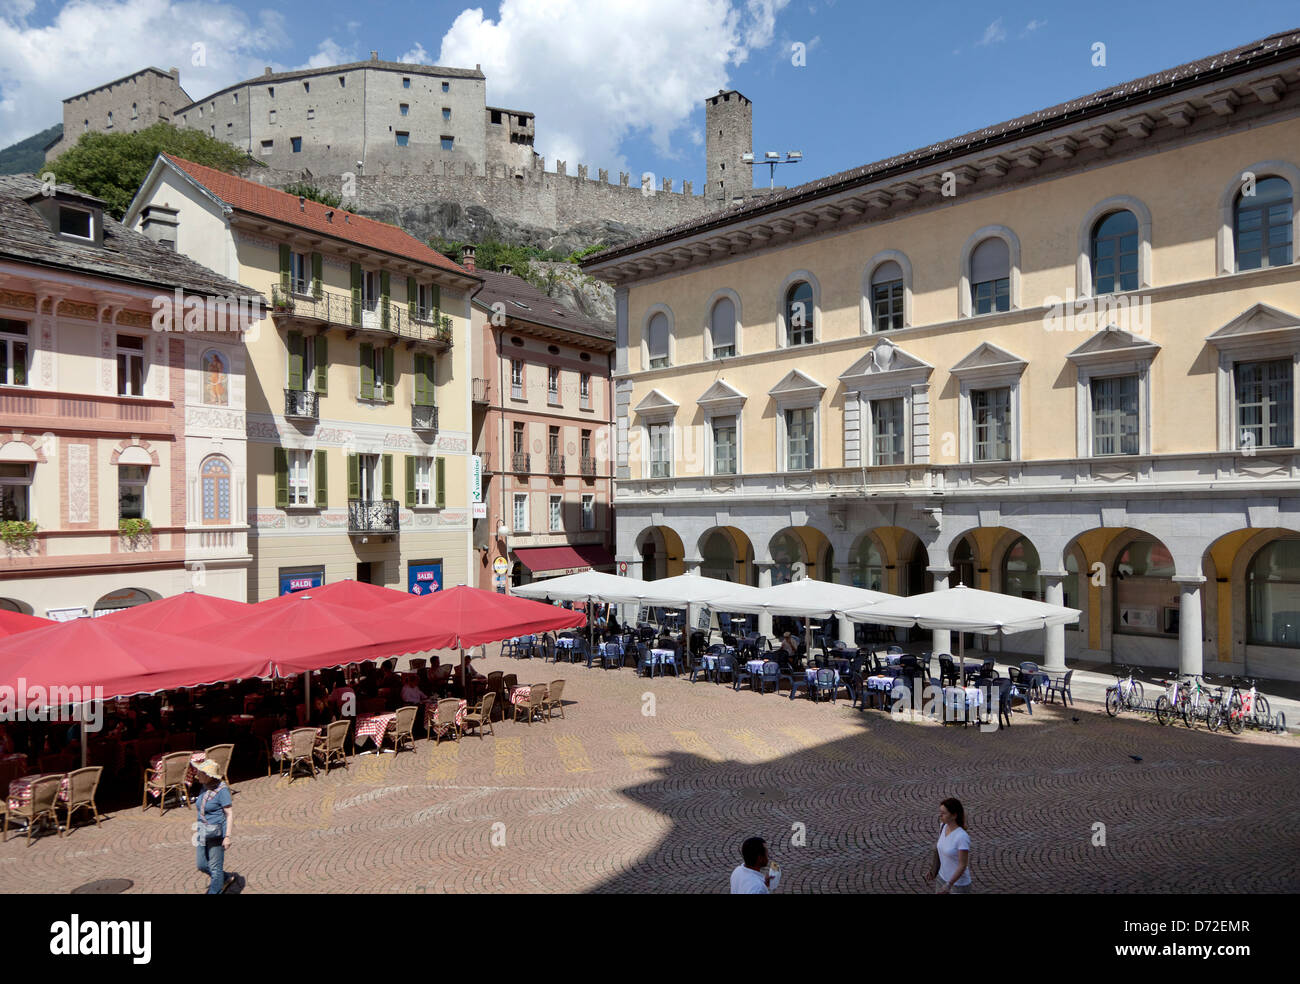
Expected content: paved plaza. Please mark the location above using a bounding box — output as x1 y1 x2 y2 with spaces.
1 647 1296 894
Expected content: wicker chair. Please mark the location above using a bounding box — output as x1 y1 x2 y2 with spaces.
462 693 496 739
512 685 549 724
314 719 350 773
431 698 462 745
381 705 418 754
281 727 318 781
203 744 235 784
61 766 103 837
142 751 193 813
3 774 62 844
544 680 566 720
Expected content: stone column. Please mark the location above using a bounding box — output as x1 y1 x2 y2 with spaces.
756 563 773 639
1173 575 1206 679
927 566 953 655
837 614 855 647
619 556 641 630
1042 572 1067 673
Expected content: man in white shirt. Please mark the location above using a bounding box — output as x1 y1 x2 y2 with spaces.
399 676 427 705
730 836 774 894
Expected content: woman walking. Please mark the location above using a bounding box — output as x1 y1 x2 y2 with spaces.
926 797 971 894
194 759 235 894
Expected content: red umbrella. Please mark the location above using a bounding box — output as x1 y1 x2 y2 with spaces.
0 616 276 707
258 579 408 610
0 609 50 638
392 584 587 648
205 592 455 676
102 590 252 633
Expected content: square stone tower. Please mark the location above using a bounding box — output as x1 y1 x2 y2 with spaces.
705 89 752 204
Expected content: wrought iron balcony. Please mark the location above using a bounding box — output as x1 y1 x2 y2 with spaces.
284 388 319 420
580 455 597 476
547 453 565 474
347 498 399 534
411 403 439 431
270 285 452 347
511 452 530 473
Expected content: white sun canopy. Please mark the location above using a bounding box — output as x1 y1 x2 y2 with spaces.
622 572 768 609
843 584 1081 635
511 571 643 604
715 577 896 618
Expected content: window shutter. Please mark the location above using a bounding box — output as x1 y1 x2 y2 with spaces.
380 270 391 330
274 447 289 507
346 452 360 500
404 455 416 508
430 284 441 314
425 354 436 404
359 342 373 399
382 346 395 403
407 276 418 319
314 449 328 508
286 331 304 390
311 252 323 298
279 244 291 291
313 335 328 395
350 262 362 325
381 453 394 501
412 354 426 406
435 456 446 508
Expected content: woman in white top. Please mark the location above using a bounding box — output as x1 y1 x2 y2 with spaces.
927 797 972 894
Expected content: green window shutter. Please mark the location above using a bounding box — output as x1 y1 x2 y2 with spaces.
279 244 291 291
274 448 289 508
381 453 394 501
350 262 362 325
286 330 304 390
404 455 416 508
382 346 395 403
424 354 436 405
313 334 328 395
380 271 391 331
311 252 323 298
407 277 418 319
412 354 425 406
314 449 328 508
435 456 446 508
359 342 373 399
346 452 360 500
430 284 441 312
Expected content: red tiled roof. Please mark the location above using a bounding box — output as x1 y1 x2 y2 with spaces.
162 154 473 277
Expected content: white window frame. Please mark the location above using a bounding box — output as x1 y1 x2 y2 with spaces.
968 386 1014 463
510 359 525 400
869 397 907 466
783 407 816 472
417 283 437 320
0 320 30 387
951 345 1026 464
357 453 380 502
0 462 33 522
641 304 674 370
362 270 380 311
116 333 147 397
414 457 433 507
580 494 595 531
579 372 591 409
705 288 742 359
648 422 672 479
1076 196 1154 295
1233 358 1295 451
287 449 312 507
290 251 310 294
838 341 934 467
118 464 149 520
776 271 821 349
768 371 825 471
58 206 95 242
548 366 561 405
548 494 563 532
861 250 914 333
957 225 1021 319
711 414 739 476
1205 304 1300 452
1215 161 1300 276
512 492 529 532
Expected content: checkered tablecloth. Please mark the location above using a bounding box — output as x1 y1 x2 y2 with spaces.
425 700 468 735
146 751 206 799
6 773 70 810
353 713 397 748
746 659 767 674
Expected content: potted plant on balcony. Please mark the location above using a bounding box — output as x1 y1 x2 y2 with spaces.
119 517 153 549
1 520 38 552
272 286 296 314
438 315 454 345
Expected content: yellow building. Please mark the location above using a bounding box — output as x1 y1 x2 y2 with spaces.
126 155 480 600
582 30 1300 682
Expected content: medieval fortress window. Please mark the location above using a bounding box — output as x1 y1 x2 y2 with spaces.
339 76 345 87
268 86 275 98
269 109 276 124
517 115 526 126
83 119 89 131
106 111 113 128
307 108 314 120
396 132 410 147
291 137 302 153
303 81 310 93
441 81 449 92
442 107 451 121
490 110 502 124
440 136 454 151
261 140 273 156
400 104 409 116
131 102 138 119
403 77 411 88
232 92 238 105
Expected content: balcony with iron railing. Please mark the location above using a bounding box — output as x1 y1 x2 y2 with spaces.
547 453 565 474
411 403 439 431
284 388 319 420
580 455 597 476
272 285 454 347
511 452 530 473
347 498 399 534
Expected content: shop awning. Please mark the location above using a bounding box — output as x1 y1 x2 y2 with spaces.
514 544 615 578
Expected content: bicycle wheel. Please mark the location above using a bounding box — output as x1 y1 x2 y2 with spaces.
1155 695 1173 726
1127 681 1145 709
1227 693 1245 735
1181 693 1197 728
1206 699 1223 732
1105 688 1122 717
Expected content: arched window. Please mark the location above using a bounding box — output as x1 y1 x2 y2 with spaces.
785 282 814 346
970 238 1010 314
1235 176 1293 271
1114 538 1178 637
1247 538 1300 648
201 455 232 524
1001 536 1042 601
849 537 884 591
870 260 905 331
647 312 670 369
710 297 736 359
1091 210 1139 294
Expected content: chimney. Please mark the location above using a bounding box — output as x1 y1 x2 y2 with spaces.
299 196 306 212
461 244 476 272
264 67 273 76
370 51 379 61
169 67 179 79
140 203 179 251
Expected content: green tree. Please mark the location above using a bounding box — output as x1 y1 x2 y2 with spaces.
281 181 342 208
44 122 256 218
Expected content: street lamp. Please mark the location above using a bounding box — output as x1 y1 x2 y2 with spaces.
744 150 804 189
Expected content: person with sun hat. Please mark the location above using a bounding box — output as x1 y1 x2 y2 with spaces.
193 758 235 894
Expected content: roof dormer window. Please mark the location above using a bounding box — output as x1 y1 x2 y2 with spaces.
58 206 94 241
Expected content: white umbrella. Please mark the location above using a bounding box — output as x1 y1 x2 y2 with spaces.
843 584 1081 683
511 570 644 604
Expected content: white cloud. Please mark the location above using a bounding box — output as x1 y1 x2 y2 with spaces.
397 42 433 65
1020 18 1047 38
298 38 358 70
0 0 291 147
437 0 789 175
975 17 1006 47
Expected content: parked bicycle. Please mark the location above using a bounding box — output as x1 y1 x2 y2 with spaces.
1206 676 1271 735
1105 665 1145 717
1179 674 1213 729
1154 674 1188 726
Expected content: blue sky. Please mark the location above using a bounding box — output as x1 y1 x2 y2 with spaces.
2 0 1296 191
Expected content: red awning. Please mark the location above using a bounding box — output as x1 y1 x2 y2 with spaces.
392 585 587 649
514 545 615 577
